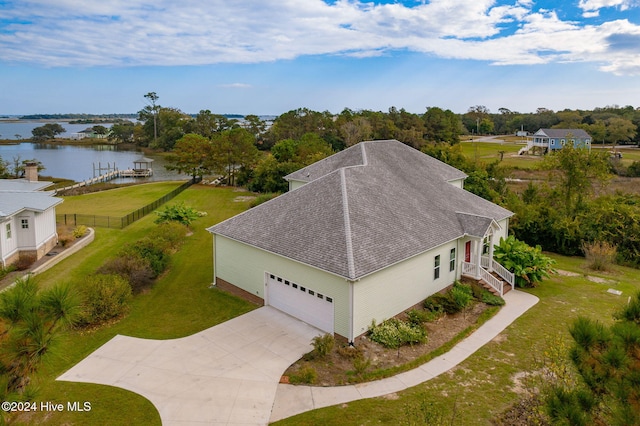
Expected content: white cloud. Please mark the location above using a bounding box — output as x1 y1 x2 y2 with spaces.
579 0 638 13
219 83 253 89
0 0 639 75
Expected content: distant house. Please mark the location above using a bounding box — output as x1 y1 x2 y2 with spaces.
208 140 514 343
70 127 109 140
527 128 592 154
0 164 63 267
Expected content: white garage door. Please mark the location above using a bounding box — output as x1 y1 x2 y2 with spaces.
266 273 334 334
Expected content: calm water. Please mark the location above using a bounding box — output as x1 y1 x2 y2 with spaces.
0 121 114 140
0 143 189 183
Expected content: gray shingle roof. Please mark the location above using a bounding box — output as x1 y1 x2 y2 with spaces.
209 140 513 280
535 128 592 139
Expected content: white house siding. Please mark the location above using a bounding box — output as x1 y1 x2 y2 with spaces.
17 212 36 249
288 180 306 191
447 178 465 189
214 235 351 338
0 218 18 266
34 209 57 251
495 218 509 243
352 240 459 338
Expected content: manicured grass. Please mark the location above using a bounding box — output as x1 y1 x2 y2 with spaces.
459 141 543 169
56 181 185 216
11 184 257 426
274 254 640 425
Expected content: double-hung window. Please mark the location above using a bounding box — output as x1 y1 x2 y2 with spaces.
434 255 441 280
449 248 456 272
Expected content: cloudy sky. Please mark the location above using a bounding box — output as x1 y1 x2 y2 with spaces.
1 0 639 115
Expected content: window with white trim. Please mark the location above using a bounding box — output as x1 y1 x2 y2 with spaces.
434 255 440 280
449 248 456 272
5 223 11 239
21 219 29 229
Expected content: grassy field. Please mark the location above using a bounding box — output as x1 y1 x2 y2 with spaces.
9 184 257 425
274 255 640 425
56 181 185 216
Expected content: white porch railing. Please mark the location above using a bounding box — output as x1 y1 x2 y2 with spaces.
482 256 515 287
462 260 507 296
479 268 504 296
462 261 475 277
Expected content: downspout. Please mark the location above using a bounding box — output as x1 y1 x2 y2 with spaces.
348 279 354 345
211 234 217 287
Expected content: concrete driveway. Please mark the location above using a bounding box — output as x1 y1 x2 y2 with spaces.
58 307 321 425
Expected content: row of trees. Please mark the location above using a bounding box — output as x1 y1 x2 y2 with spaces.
131 94 639 152
464 105 639 145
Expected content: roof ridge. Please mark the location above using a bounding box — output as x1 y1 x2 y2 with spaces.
339 168 356 280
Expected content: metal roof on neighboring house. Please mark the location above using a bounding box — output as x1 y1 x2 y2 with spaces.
209 140 513 280
534 128 592 139
0 191 63 218
0 179 53 192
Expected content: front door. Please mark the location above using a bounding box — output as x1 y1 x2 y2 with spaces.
465 241 471 263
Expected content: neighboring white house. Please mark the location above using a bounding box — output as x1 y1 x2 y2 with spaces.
0 164 63 267
208 140 514 343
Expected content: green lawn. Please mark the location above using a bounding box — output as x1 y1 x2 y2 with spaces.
10 182 640 425
56 181 186 216
10 185 257 426
459 141 543 169
274 255 640 425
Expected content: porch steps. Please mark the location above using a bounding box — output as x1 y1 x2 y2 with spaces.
479 273 512 296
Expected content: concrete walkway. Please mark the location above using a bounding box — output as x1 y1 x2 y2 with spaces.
270 289 538 422
58 307 321 425
58 290 538 425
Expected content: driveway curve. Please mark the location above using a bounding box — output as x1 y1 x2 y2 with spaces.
58 307 321 425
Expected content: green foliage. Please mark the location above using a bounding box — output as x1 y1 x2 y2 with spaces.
544 292 640 426
97 255 155 294
30 123 66 140
0 277 80 393
352 355 372 377
582 241 617 271
424 282 478 315
406 309 441 325
249 192 280 208
155 202 205 226
311 334 335 358
98 222 187 293
493 236 555 288
79 274 132 326
72 225 87 238
289 364 317 384
369 318 427 349
0 264 16 281
542 144 611 216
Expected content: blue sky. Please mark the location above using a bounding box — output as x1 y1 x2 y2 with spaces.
1 0 639 115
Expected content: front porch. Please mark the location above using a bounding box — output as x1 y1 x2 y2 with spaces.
461 256 514 296
458 223 514 297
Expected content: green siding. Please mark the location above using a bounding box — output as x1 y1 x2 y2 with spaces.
214 235 350 337
353 241 459 337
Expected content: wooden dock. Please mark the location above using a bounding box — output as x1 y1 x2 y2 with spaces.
55 168 153 194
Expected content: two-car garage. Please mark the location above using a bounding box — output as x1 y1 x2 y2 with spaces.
265 273 334 334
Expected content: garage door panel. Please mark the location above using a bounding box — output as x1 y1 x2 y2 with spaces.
266 274 333 333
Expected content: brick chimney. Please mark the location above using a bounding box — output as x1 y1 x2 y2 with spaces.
24 162 38 182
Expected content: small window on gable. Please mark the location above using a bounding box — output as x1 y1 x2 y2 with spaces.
21 219 29 229
434 255 441 280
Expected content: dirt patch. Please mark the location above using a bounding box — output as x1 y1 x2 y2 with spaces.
284 302 493 386
233 195 256 202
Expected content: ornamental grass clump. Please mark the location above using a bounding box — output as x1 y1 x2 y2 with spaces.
369 318 427 349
